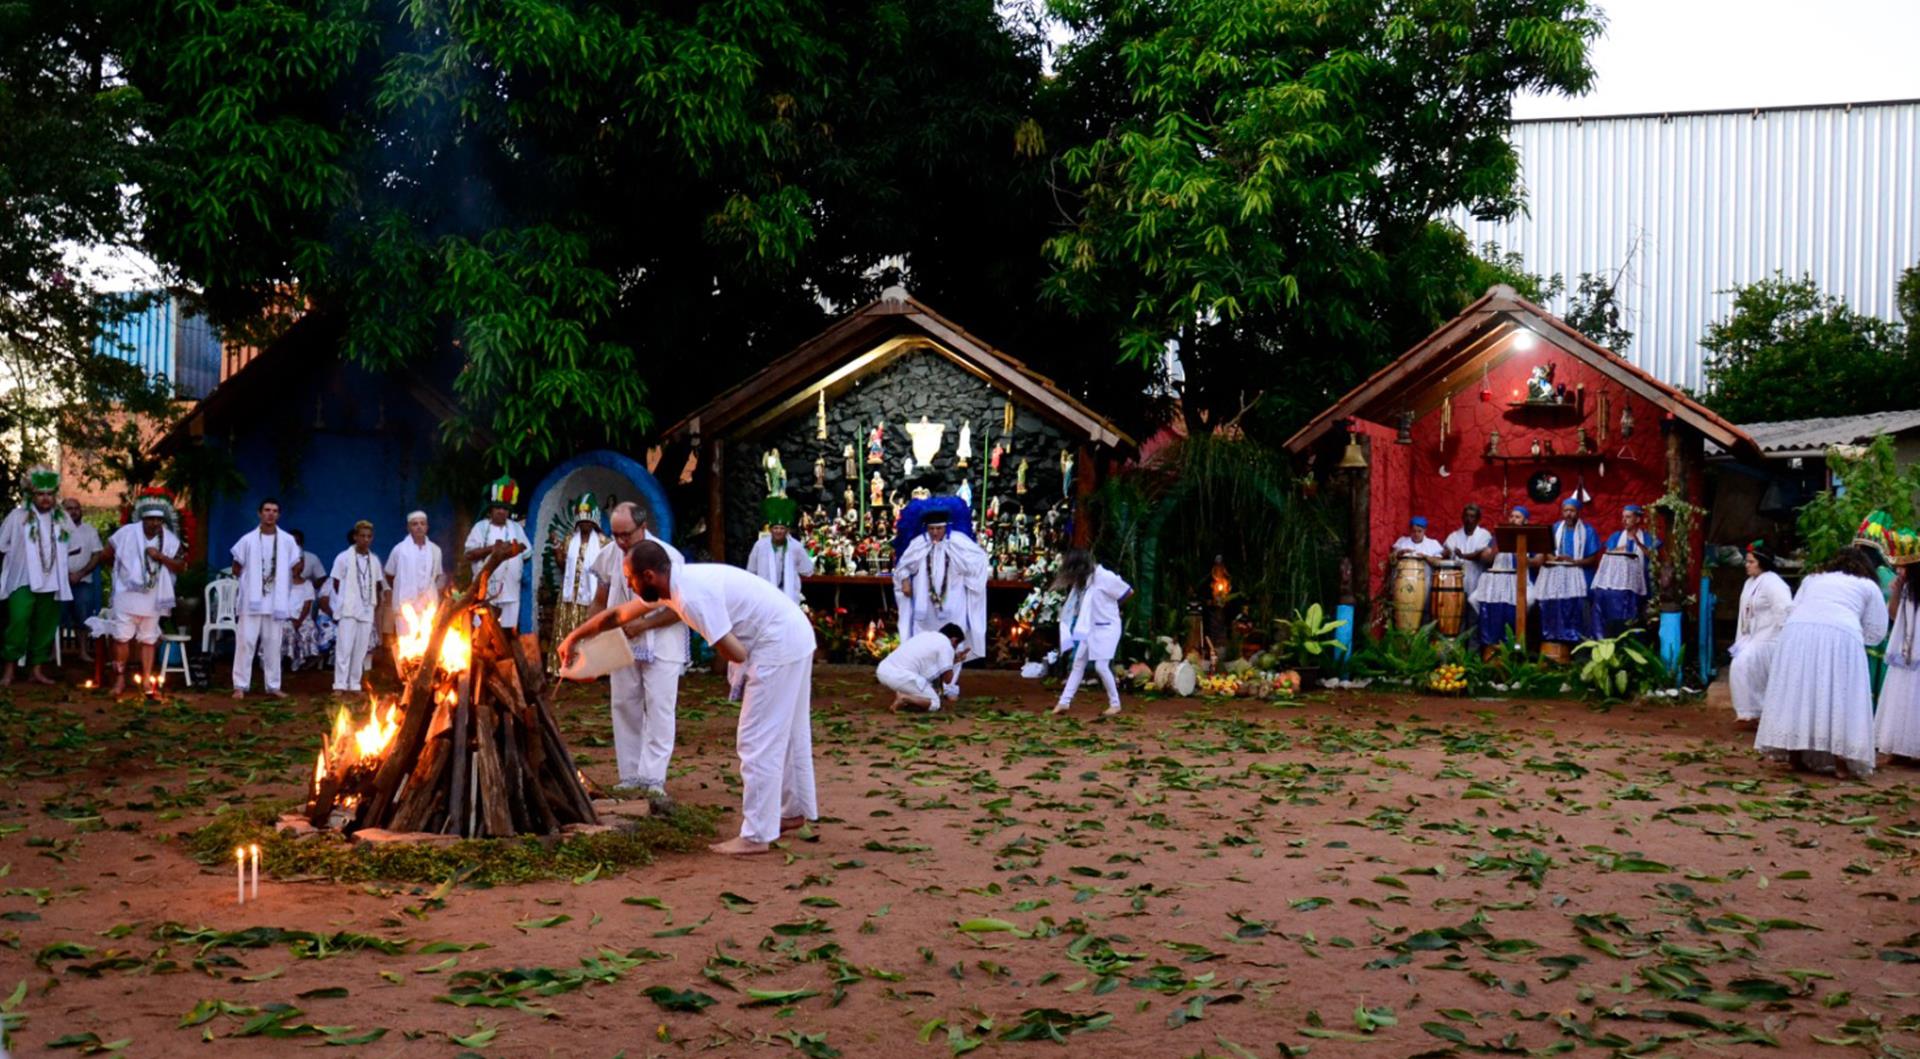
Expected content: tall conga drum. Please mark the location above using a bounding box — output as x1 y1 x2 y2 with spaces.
1392 557 1430 631
1431 562 1466 636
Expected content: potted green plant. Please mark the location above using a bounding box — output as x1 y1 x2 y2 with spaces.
1274 603 1347 687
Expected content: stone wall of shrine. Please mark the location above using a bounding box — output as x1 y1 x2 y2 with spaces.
723 347 1075 563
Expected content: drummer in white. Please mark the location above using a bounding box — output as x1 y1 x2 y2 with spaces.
1391 516 1446 621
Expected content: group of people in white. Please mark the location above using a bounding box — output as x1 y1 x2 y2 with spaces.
1729 518 1920 779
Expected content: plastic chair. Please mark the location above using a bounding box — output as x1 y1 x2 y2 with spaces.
203 575 240 654
158 633 193 688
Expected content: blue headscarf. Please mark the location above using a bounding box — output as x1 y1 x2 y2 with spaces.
893 495 976 555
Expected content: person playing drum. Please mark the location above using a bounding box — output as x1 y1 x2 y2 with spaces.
1391 517 1447 620
1443 504 1497 633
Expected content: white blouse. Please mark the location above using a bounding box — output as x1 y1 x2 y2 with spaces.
1731 570 1792 656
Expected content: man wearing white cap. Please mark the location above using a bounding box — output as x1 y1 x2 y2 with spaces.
230 497 298 698
100 496 186 696
327 520 386 693
383 510 444 655
1 466 78 686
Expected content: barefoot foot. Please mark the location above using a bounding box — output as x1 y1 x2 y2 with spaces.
709 837 771 856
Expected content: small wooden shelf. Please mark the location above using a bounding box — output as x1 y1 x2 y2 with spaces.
1484 453 1605 463
1504 400 1581 413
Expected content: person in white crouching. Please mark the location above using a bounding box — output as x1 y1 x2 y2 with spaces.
877 623 968 712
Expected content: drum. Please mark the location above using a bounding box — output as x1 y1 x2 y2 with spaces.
1392 557 1430 632
1540 641 1571 665
1431 562 1466 636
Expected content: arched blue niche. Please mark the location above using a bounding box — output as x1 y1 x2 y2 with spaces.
520 449 675 632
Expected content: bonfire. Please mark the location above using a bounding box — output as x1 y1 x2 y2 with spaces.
303 544 599 837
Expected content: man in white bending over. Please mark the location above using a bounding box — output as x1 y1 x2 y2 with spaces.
893 506 988 696
561 540 816 856
877 623 968 712
589 502 687 811
230 497 298 698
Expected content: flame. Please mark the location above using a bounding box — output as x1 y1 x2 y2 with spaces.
317 697 402 780
395 602 471 675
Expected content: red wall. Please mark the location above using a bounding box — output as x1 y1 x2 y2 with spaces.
1361 349 1698 614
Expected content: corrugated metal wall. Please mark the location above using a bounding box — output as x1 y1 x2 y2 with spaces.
1453 100 1920 391
94 294 223 400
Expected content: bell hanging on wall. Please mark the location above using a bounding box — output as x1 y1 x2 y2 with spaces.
1337 432 1368 469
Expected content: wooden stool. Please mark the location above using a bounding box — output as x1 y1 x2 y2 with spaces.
158 634 194 688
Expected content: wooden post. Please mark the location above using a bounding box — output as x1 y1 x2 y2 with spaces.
1071 443 1095 547
1514 529 1530 648
707 439 726 562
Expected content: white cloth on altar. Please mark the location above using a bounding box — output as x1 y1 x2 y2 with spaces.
560 530 607 606
747 536 814 604
231 527 297 619
1728 570 1791 721
892 531 989 661
1755 572 1886 776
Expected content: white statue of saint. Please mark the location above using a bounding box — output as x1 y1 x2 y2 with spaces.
904 415 946 465
956 420 972 467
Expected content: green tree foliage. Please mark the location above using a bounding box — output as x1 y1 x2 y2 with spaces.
1698 271 1916 424
119 0 1051 469
1796 435 1920 566
1039 0 1602 436
0 0 172 491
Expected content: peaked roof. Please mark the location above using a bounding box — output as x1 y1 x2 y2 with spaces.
1731 408 1920 456
1283 286 1758 456
660 293 1134 449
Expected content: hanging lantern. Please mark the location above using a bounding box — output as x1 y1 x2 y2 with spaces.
1395 410 1414 444
1210 556 1232 606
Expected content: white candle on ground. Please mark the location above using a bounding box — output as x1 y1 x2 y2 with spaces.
250 844 260 898
235 847 246 905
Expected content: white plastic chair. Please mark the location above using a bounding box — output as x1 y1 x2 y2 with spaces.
202 575 240 654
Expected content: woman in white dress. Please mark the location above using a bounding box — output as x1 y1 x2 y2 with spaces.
1050 550 1133 717
1755 545 1887 778
1728 543 1791 727
1875 559 1920 764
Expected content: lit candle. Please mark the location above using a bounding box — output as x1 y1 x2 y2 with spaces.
250 844 261 898
236 847 246 905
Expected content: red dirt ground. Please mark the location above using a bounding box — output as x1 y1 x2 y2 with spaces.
1 664 1917 1058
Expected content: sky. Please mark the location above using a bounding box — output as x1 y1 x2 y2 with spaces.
1514 0 1920 119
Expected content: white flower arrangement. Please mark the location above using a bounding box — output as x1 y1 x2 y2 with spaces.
1015 587 1066 626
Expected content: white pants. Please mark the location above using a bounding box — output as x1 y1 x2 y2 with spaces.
1058 644 1120 709
493 598 520 630
333 616 374 691
877 662 938 705
111 610 161 645
611 659 681 790
232 610 283 693
736 657 817 843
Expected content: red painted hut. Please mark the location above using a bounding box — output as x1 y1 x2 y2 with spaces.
1285 285 1759 626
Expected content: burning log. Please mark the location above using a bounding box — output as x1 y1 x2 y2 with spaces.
304 542 599 838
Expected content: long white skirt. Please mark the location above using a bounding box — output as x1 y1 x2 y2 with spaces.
1728 639 1778 721
1876 663 1920 759
1755 623 1876 776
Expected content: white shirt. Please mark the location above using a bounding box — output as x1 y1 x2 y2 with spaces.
0 506 76 599
666 563 816 668
747 535 815 603
384 537 444 607
329 548 386 622
464 519 530 605
287 578 316 621
1060 565 1133 661
878 630 956 683
107 523 181 613
1392 534 1445 559
560 530 607 606
297 549 325 585
66 522 103 577
1784 572 1888 644
231 526 297 618
1733 570 1792 658
1443 526 1494 600
594 530 689 663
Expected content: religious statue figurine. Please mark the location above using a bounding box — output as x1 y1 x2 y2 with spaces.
905 415 946 465
1003 399 1015 436
843 484 856 514
1526 362 1555 402
1016 458 1029 496
1577 427 1594 455
763 447 787 496
816 390 828 440
843 442 856 481
1486 426 1501 458
903 456 916 480
957 420 973 467
986 496 1001 522
1529 438 1542 456
990 443 1004 472
813 455 826 492
867 421 885 464
869 471 885 508
1058 449 1074 498
957 480 973 509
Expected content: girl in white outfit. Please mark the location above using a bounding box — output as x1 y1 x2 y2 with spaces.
1755 545 1887 778
1875 560 1920 763
1728 543 1791 726
1050 551 1133 716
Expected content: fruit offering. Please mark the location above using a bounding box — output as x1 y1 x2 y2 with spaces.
1428 663 1468 694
